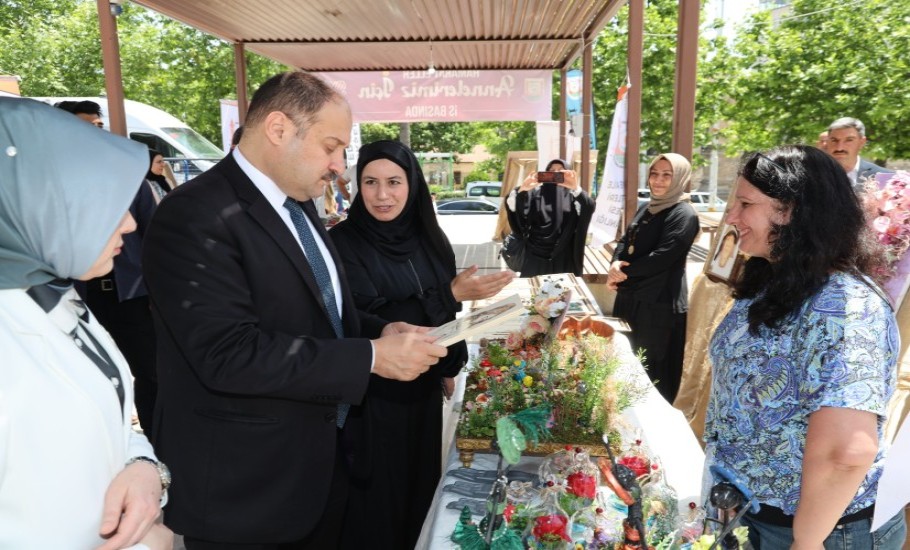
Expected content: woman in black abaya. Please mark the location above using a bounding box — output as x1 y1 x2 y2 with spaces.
330 140 513 548
505 158 595 277
608 153 699 403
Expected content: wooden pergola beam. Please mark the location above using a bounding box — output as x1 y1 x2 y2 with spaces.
96 0 127 136
625 0 644 226
672 0 700 160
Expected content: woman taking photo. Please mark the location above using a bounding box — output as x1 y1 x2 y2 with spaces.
608 153 699 402
0 99 171 548
505 158 595 277
330 140 513 548
705 146 905 548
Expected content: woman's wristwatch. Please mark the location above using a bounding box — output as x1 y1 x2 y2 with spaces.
126 456 172 493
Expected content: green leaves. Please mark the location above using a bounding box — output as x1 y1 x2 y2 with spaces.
719 0 910 160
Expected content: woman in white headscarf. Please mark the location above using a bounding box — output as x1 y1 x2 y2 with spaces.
608 153 699 403
0 98 172 549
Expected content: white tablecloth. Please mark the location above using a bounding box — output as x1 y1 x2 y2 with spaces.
416 332 706 549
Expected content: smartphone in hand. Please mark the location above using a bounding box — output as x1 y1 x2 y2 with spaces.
537 171 565 184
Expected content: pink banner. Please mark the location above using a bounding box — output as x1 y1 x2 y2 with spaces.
318 70 552 123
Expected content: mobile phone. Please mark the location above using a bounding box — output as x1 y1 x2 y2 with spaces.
536 171 564 184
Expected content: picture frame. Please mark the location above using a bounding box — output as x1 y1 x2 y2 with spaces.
703 180 746 284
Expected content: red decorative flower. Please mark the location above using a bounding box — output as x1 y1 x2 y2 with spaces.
566 472 597 499
503 504 516 523
479 358 493 367
533 514 571 542
618 455 650 478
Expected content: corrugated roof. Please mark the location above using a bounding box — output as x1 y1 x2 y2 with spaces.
131 0 626 71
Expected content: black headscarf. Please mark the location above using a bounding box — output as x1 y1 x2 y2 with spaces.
145 148 169 186
346 140 456 274
545 158 568 171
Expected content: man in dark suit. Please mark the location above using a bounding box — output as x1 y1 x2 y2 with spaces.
142 71 447 549
827 117 893 187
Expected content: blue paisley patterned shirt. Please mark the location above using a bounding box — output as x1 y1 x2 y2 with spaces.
705 272 898 516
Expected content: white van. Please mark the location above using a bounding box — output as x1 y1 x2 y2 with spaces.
465 180 503 198
30 96 224 184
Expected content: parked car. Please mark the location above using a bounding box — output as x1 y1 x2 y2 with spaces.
636 189 726 212
465 181 503 198
689 191 726 212
637 189 651 210
436 198 499 215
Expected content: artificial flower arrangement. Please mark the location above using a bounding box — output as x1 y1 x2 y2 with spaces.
864 170 910 280
456 278 650 452
452 279 749 549
453 426 744 550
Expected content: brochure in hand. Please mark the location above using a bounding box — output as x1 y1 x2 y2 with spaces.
428 294 525 347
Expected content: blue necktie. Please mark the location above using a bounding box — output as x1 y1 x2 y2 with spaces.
284 198 349 428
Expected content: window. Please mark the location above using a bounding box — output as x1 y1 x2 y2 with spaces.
130 133 178 158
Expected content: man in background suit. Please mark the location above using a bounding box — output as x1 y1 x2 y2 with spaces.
142 71 447 549
827 117 893 186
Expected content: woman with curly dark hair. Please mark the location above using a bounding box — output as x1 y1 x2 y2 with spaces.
705 145 905 549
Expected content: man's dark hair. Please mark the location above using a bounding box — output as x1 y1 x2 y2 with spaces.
54 100 103 117
244 71 344 135
733 145 886 331
231 125 243 147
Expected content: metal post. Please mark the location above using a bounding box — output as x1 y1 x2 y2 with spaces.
559 68 568 161
581 40 593 193
709 145 719 210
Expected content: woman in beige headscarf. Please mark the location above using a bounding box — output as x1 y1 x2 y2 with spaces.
607 153 700 402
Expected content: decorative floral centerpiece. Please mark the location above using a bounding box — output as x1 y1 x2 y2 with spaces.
451 279 749 549
457 278 650 464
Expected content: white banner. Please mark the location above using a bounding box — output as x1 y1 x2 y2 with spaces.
535 121 560 171
220 99 239 154
589 85 629 247
535 121 580 171
220 100 362 165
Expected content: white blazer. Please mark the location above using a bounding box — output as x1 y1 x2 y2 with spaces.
0 288 157 548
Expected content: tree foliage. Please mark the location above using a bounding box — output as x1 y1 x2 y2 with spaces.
719 0 910 160
0 0 286 143
589 0 729 165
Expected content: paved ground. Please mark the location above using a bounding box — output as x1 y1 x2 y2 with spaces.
438 212 717 311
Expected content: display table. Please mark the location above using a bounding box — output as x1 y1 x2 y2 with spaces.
416 328 706 549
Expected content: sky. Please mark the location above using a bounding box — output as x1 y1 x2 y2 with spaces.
704 0 763 39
